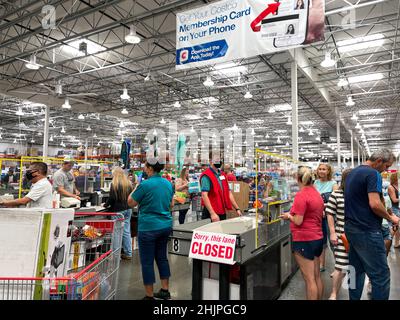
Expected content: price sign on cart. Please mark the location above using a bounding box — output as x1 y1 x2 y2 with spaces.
189 230 236 265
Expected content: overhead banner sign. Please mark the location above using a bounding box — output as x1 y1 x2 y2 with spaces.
189 230 237 265
176 0 325 69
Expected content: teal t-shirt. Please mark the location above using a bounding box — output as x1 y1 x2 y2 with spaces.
314 180 336 194
132 173 174 232
200 167 223 192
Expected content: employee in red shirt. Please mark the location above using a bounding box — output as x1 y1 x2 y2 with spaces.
280 166 324 300
201 157 242 222
223 164 237 182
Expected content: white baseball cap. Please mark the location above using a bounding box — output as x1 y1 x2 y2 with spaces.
63 155 74 163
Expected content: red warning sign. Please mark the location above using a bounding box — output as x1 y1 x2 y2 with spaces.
189 230 237 265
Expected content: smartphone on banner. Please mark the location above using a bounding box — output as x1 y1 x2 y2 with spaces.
271 0 310 47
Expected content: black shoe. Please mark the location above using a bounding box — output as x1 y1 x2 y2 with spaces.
154 289 171 300
142 296 155 300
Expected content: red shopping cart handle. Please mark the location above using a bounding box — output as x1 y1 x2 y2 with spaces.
74 212 125 221
74 212 119 216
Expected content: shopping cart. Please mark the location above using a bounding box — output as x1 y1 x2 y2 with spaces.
0 212 124 300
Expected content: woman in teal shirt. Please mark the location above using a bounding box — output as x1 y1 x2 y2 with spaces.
128 159 174 300
314 163 338 272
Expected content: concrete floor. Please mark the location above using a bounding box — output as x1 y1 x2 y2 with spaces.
116 211 400 300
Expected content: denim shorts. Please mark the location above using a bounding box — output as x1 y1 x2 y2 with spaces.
381 225 392 241
292 239 324 260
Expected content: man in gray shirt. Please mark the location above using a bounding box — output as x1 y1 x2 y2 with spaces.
53 157 81 200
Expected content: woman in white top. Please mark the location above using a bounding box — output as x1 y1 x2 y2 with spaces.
313 163 338 272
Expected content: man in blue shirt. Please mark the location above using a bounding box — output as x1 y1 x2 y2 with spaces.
345 148 399 300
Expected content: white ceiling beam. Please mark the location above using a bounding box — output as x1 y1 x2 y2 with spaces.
289 48 331 104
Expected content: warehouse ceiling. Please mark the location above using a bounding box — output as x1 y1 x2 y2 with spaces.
0 0 399 161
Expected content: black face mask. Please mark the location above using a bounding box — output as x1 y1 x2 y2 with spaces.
25 170 36 181
213 162 222 169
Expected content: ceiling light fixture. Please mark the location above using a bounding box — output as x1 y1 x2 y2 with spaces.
277 137 281 143
86 125 91 131
119 121 125 128
62 97 71 109
160 118 166 124
121 108 128 115
16 107 24 116
346 96 355 106
25 54 41 70
337 77 349 87
203 75 214 87
125 25 141 44
61 126 66 133
285 141 290 147
13 138 17 144
320 51 336 68
120 87 130 100
93 133 97 138
244 91 253 99
207 111 213 119
351 113 358 121
265 133 270 139
299 127 305 133
78 114 84 120
49 135 54 142
174 101 181 108
232 123 238 131
251 128 255 135
144 71 151 82
355 122 361 129
153 129 157 136
308 129 314 136
286 116 292 125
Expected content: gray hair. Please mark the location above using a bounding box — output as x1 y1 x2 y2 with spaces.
368 148 396 163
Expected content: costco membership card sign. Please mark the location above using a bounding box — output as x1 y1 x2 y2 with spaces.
189 230 237 265
176 0 325 69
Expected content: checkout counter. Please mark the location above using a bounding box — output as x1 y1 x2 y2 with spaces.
75 176 110 209
168 200 297 300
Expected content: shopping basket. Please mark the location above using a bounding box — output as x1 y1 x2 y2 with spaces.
0 212 124 300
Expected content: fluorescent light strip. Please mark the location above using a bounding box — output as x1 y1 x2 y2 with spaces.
360 118 384 122
363 123 382 128
348 73 384 83
337 34 385 53
358 108 382 115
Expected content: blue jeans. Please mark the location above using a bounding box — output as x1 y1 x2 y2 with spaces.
119 209 132 257
345 223 390 300
138 227 172 285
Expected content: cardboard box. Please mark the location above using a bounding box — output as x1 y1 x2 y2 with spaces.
43 209 74 278
227 181 250 219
